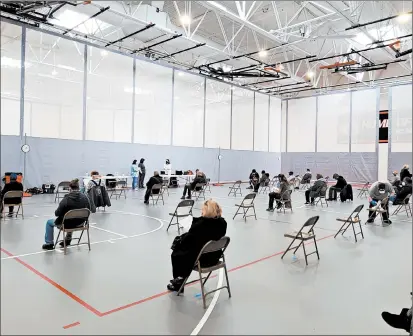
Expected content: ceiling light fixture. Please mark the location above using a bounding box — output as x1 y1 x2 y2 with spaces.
51 69 58 76
100 50 108 57
307 71 315 78
397 13 412 23
177 71 184 76
180 15 191 25
258 50 268 57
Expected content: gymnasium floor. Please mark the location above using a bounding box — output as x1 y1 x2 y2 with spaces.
1 184 411 335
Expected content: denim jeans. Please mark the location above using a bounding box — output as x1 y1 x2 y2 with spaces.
45 219 55 244
132 176 138 190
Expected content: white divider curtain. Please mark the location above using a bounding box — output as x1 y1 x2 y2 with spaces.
269 97 282 153
254 93 269 151
231 87 254 150
287 97 316 152
391 84 412 152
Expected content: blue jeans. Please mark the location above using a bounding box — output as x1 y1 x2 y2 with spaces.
45 219 55 244
132 176 138 190
390 195 396 203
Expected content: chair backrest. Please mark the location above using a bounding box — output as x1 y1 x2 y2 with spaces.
116 180 127 188
151 183 162 192
320 186 328 197
3 190 23 201
234 180 242 187
62 208 90 224
348 204 364 220
242 193 256 205
281 189 292 200
58 181 71 190
297 215 319 234
194 183 206 191
403 193 412 204
175 199 194 216
196 236 230 263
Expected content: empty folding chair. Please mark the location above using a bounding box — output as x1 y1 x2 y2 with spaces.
259 179 270 194
365 197 389 225
1 190 24 220
314 186 328 207
233 193 257 221
205 178 211 193
192 183 206 201
110 180 127 200
54 181 71 203
281 216 320 266
392 194 412 217
177 236 232 309
278 189 293 214
228 180 242 197
54 208 91 255
357 182 369 198
150 184 164 205
167 200 195 235
335 204 364 242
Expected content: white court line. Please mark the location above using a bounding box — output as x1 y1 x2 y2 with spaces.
1 211 164 260
190 268 224 336
89 225 128 238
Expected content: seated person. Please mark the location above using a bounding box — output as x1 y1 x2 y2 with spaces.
254 170 267 192
305 174 327 205
195 169 206 179
300 169 312 185
167 199 227 292
400 164 412 182
0 173 23 217
87 171 105 192
367 181 393 224
266 174 289 211
390 177 412 205
144 171 163 204
248 169 259 189
181 171 206 200
327 173 347 201
42 179 91 250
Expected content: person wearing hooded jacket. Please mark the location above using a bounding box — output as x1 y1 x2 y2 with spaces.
367 181 393 224
327 173 347 201
42 179 91 250
305 174 327 205
400 164 412 182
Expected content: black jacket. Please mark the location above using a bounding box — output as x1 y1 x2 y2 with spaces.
394 184 412 205
301 172 312 183
146 175 163 190
172 216 227 278
333 176 347 189
400 168 412 182
55 191 91 228
1 181 23 205
309 179 327 198
249 172 259 180
190 176 206 190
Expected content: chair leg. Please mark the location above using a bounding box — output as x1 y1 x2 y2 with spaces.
78 230 85 245
302 242 308 266
233 206 241 220
313 236 320 260
167 214 175 232
334 221 348 238
281 239 297 259
177 276 189 296
198 267 207 309
223 264 231 297
203 272 212 286
63 231 67 255
252 205 257 219
87 227 91 251
358 222 364 239
54 227 62 248
351 222 357 243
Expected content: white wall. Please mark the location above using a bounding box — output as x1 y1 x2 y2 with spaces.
391 84 412 152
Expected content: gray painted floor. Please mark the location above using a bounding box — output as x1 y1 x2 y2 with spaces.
1 185 411 335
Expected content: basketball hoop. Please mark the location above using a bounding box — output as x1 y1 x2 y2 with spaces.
83 0 92 4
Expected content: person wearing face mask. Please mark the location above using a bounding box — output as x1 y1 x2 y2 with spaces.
390 171 401 189
367 181 393 224
390 177 412 205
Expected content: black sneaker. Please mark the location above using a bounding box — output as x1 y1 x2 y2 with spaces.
180 196 185 200
266 208 274 212
167 281 184 293
305 202 310 205
144 201 149 204
7 213 13 218
383 219 392 225
381 311 410 332
367 218 374 223
186 196 191 199
59 240 71 248
42 244 55 250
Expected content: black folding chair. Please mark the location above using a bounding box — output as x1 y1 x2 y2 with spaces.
233 193 257 221
162 178 170 196
357 182 369 198
392 194 412 217
177 236 232 309
205 178 211 193
167 200 194 235
1 190 24 219
150 184 164 205
192 183 206 201
281 216 320 266
54 181 70 203
335 204 364 242
259 179 270 194
54 208 91 255
278 189 293 214
228 180 242 197
314 186 328 207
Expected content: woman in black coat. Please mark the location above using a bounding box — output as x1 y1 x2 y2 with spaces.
168 200 227 292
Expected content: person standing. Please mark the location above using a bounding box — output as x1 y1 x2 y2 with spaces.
131 159 139 190
138 158 146 189
164 159 172 175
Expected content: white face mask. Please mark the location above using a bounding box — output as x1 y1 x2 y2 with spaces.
379 190 385 194
402 182 406 186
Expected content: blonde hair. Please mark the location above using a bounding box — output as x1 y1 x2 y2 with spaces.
202 199 222 218
404 164 409 169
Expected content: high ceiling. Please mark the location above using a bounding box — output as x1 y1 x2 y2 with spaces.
1 1 412 98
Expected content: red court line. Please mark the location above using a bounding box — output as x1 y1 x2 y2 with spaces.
1 233 336 319
63 322 80 329
0 247 103 317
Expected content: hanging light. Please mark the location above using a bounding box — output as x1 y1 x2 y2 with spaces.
180 15 191 25
258 50 268 57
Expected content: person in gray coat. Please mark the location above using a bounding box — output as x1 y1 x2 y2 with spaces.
305 174 327 205
367 181 393 224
